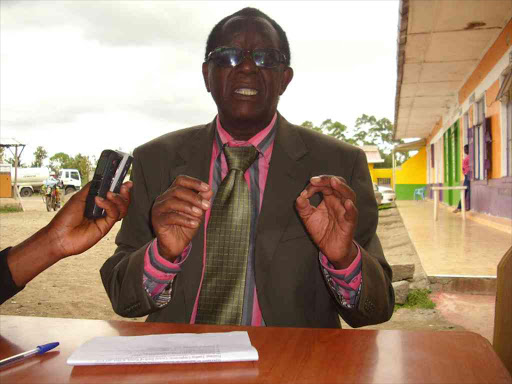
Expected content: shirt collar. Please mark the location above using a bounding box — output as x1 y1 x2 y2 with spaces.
215 113 277 155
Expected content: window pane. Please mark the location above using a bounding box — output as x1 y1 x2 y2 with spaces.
71 171 79 180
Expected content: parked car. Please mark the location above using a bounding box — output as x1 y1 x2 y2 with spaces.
373 183 383 205
377 185 396 204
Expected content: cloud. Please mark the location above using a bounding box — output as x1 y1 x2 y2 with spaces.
1 104 105 127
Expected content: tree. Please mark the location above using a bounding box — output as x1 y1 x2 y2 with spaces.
72 153 92 184
49 152 73 173
303 115 409 167
6 157 26 167
354 114 409 167
49 152 92 185
31 146 48 167
0 147 4 163
301 119 355 144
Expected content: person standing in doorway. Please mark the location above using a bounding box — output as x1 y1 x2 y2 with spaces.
454 144 470 213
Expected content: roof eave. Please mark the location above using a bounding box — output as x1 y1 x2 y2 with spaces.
393 0 409 141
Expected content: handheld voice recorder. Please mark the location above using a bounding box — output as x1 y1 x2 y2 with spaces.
84 149 133 219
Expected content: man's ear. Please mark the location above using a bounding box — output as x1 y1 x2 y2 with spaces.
279 66 294 95
202 62 211 93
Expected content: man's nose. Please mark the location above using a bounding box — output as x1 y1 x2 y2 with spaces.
237 51 258 73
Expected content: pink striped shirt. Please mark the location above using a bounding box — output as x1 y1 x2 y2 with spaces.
142 114 363 324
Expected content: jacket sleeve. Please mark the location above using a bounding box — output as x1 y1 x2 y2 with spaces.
100 151 165 318
337 149 395 327
0 247 24 305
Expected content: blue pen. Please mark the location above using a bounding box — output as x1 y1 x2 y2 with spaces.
0 342 59 368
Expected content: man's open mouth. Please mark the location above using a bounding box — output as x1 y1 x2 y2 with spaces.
234 88 258 96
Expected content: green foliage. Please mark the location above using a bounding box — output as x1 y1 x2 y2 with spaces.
49 152 73 172
31 146 48 167
49 152 93 185
73 153 92 184
6 157 25 167
0 147 4 163
394 289 436 312
302 114 412 166
0 205 23 213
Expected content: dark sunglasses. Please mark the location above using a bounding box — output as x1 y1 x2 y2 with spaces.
206 46 287 69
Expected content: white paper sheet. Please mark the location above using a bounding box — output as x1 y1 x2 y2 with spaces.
67 331 258 366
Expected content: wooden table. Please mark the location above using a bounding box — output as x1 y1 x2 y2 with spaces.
0 315 510 384
431 186 468 221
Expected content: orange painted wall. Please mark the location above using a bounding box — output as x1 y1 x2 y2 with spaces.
486 79 502 178
459 19 512 104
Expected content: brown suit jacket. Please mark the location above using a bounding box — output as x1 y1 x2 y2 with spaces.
100 114 394 328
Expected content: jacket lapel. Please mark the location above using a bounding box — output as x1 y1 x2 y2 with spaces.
255 115 312 292
167 120 215 318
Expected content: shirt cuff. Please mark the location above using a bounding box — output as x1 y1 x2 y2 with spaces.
320 242 363 308
142 239 190 306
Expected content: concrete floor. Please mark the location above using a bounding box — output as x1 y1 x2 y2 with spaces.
395 200 512 343
395 200 512 277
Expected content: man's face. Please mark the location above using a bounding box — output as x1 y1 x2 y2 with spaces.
202 16 293 129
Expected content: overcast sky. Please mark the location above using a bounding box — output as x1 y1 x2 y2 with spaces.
1 0 399 166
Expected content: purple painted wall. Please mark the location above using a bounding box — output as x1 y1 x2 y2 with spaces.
427 183 444 200
470 177 512 220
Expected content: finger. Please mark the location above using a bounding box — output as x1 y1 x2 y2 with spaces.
95 195 120 227
310 175 347 186
119 181 133 201
158 185 211 212
106 191 130 219
68 182 90 204
343 199 359 225
159 210 200 229
295 190 315 218
330 177 356 203
172 175 210 193
154 194 208 219
301 183 343 199
198 188 214 201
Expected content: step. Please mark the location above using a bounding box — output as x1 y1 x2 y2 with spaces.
429 275 496 295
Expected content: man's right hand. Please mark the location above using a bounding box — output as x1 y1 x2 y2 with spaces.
151 175 213 261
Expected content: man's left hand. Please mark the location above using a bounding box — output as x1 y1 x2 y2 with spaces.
295 175 358 269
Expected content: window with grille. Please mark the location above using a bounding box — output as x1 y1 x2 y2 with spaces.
377 178 391 185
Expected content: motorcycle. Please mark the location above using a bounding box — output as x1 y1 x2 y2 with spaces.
43 184 61 212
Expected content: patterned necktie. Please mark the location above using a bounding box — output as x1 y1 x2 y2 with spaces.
196 145 259 325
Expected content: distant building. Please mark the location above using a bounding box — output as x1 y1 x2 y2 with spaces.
361 145 384 184
393 0 512 219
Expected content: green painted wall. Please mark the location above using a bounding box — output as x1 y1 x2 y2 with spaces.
396 184 427 200
443 122 460 206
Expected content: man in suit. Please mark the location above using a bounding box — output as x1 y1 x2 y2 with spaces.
101 7 394 328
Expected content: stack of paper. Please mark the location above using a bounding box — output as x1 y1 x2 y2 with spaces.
67 331 258 366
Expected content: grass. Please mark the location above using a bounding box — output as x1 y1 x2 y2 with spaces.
378 203 395 210
0 205 23 213
394 289 436 312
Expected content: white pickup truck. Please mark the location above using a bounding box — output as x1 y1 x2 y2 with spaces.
58 168 82 195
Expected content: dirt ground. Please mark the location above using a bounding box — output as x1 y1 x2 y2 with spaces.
0 195 144 322
0 196 464 332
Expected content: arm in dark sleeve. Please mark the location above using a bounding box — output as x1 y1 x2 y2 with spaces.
0 248 24 305
337 149 395 327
